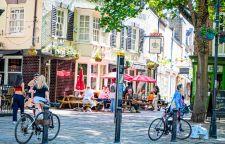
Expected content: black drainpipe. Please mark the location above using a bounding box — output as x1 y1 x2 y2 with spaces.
32 0 38 47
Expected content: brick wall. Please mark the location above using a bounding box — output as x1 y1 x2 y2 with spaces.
56 60 75 99
50 59 57 102
22 56 39 86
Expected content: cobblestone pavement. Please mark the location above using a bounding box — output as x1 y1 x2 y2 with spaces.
0 109 225 144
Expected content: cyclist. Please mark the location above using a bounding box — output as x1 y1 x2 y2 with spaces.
31 75 49 113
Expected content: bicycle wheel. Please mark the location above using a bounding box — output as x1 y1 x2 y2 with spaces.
48 113 60 141
176 118 192 140
148 118 165 141
15 114 34 144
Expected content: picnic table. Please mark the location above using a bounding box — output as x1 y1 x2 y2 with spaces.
58 95 83 109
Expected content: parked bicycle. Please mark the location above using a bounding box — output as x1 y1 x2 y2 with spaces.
14 101 60 144
148 107 192 141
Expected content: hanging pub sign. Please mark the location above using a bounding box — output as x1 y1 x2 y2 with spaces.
149 37 162 54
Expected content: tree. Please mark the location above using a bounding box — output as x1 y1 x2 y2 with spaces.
93 0 225 122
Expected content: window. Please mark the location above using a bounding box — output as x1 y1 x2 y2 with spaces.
77 63 87 86
93 17 100 42
0 59 4 85
131 29 137 50
9 7 24 34
79 15 90 41
218 12 225 56
91 65 98 74
56 10 65 37
102 32 107 44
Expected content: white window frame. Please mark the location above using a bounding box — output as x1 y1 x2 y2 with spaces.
93 17 100 42
79 15 90 41
213 12 225 57
8 7 24 35
2 56 23 85
131 28 137 50
55 8 68 38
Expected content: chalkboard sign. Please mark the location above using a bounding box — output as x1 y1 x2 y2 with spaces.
216 90 225 117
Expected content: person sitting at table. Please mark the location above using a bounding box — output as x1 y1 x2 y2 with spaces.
125 89 140 113
82 86 95 112
97 86 110 110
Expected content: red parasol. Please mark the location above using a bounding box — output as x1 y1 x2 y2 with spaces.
124 74 133 81
132 75 156 83
76 67 85 90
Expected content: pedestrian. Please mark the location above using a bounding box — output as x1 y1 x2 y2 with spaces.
123 82 133 99
28 73 39 97
12 74 25 124
32 75 49 113
109 79 116 112
152 86 160 111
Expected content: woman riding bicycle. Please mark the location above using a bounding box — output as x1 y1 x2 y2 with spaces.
31 75 49 113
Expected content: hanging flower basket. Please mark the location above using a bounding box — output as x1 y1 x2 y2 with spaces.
124 61 131 69
74 53 79 61
27 47 37 56
94 53 102 62
146 61 155 70
199 26 217 41
219 31 225 44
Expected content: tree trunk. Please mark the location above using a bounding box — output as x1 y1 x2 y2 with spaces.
191 51 209 122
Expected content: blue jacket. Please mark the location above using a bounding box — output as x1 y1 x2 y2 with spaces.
172 90 183 109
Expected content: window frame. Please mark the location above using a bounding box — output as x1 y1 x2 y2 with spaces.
8 7 24 35
55 8 68 38
93 17 100 42
131 28 137 50
79 15 90 41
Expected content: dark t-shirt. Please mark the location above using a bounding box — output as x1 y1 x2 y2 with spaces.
33 85 49 98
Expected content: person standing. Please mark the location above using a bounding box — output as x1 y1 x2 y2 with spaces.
109 80 116 112
12 74 25 124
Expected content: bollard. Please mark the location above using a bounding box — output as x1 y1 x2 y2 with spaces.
171 109 178 142
42 106 50 144
114 107 122 143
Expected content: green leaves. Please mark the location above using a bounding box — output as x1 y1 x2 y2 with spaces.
91 0 225 32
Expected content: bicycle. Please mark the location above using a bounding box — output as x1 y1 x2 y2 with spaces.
14 101 60 144
148 107 192 141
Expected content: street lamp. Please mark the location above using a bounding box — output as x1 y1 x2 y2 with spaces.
209 0 220 139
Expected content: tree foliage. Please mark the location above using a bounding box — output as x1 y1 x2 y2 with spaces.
93 0 225 32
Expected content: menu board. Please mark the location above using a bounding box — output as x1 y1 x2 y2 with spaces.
216 90 225 117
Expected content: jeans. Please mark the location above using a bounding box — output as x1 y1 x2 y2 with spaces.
12 94 24 121
110 98 115 112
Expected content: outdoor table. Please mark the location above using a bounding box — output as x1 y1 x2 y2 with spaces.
59 95 83 109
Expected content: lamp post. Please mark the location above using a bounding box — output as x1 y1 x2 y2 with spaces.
209 0 220 138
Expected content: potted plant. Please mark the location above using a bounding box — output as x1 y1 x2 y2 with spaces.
94 52 102 62
146 61 155 70
27 47 37 56
199 26 217 40
219 31 225 44
125 61 131 69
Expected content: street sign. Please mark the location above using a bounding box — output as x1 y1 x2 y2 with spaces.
179 68 189 74
216 90 225 118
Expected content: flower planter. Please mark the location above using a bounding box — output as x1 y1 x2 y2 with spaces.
199 26 216 41
125 61 131 69
27 48 37 56
74 54 79 60
95 57 102 62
